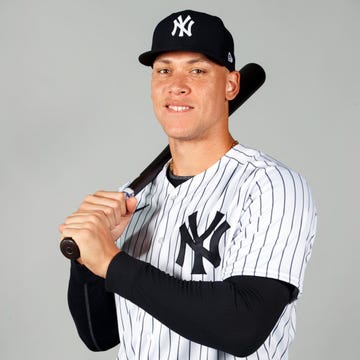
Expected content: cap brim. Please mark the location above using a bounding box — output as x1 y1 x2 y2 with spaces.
138 49 233 70
138 50 164 67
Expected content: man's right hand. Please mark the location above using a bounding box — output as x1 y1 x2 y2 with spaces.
59 191 138 278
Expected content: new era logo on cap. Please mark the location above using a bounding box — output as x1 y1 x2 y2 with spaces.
172 15 195 37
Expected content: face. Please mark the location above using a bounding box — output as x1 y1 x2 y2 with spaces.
151 51 239 143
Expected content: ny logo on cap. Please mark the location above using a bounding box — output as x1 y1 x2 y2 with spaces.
171 15 194 37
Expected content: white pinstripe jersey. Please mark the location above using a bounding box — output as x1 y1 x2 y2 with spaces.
115 143 317 359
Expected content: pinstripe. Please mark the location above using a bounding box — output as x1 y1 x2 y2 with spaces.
116 296 135 357
149 317 155 360
171 186 189 278
279 327 292 360
138 310 148 357
145 182 170 263
272 315 291 359
138 312 146 357
150 190 171 267
297 179 315 284
217 159 239 214
163 326 171 360
197 161 223 220
289 305 297 345
253 169 275 273
288 172 305 285
175 332 181 359
114 144 316 359
124 297 136 356
263 337 271 359
236 180 263 276
275 169 297 285
265 167 286 278
142 179 169 258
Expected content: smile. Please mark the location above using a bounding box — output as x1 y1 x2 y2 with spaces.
166 105 193 112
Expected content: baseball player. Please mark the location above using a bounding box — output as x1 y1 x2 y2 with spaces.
60 10 317 359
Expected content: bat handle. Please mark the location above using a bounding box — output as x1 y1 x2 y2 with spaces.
60 237 81 260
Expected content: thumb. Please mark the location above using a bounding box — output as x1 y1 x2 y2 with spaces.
126 196 138 214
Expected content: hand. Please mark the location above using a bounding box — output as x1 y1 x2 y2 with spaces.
59 191 138 278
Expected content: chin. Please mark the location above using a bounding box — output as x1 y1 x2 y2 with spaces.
159 120 195 138
160 125 193 140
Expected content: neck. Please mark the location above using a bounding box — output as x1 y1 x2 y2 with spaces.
169 134 238 176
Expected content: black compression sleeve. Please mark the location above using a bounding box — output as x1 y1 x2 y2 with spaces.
67 261 119 351
105 252 295 357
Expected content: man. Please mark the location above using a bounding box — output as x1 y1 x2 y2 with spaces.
60 10 317 359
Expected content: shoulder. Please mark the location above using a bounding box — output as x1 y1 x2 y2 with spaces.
227 143 308 184
226 143 291 171
225 144 316 209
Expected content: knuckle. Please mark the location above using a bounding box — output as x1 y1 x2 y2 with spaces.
103 206 114 217
82 227 94 238
84 194 94 203
89 212 102 223
112 200 122 210
115 192 125 200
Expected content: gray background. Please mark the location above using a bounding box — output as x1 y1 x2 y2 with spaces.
0 0 358 359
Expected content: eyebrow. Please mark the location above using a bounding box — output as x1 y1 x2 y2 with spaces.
154 56 211 65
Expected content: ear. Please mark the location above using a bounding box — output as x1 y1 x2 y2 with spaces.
225 70 240 101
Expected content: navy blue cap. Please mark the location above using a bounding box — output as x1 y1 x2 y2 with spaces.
139 10 235 71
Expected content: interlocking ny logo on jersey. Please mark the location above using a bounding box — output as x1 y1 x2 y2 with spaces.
171 15 194 37
176 211 230 274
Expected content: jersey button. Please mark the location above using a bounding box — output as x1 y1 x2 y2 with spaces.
157 237 164 244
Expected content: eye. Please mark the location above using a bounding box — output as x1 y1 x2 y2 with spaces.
191 68 205 74
158 68 170 74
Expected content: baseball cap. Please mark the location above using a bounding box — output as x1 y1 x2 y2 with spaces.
138 10 235 71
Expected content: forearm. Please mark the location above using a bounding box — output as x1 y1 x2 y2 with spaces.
105 252 294 357
68 261 119 351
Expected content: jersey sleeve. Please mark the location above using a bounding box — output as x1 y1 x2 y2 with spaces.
222 165 317 295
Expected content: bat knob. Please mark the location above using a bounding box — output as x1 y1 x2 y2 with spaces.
60 237 80 260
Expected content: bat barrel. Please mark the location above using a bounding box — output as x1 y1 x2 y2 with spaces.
128 145 171 194
229 63 266 116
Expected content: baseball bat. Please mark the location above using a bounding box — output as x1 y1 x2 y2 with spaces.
60 63 266 260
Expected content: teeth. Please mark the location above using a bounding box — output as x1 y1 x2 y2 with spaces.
168 105 191 112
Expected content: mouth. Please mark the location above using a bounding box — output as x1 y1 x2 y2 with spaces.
166 104 194 112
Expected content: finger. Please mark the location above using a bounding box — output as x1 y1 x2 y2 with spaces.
79 201 120 228
60 220 109 246
92 191 127 212
93 191 130 216
60 224 92 243
63 211 112 230
126 197 138 214
81 193 127 225
61 212 112 240
93 190 126 201
58 223 65 233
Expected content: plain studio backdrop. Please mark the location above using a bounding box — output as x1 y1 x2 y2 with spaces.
0 0 358 359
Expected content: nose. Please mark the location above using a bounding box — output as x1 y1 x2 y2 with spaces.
168 75 190 95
